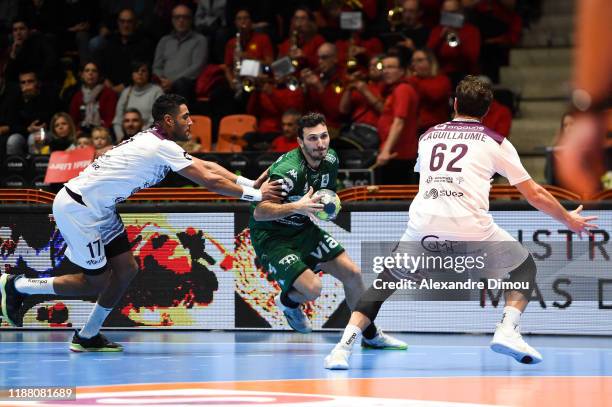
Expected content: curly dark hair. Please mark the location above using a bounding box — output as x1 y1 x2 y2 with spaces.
297 112 326 139
455 75 493 118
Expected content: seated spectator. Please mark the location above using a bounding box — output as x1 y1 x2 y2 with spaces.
6 71 61 156
339 55 385 128
4 16 62 85
277 7 326 70
73 134 93 149
96 8 154 94
376 53 420 184
301 43 346 131
385 0 431 50
121 108 145 141
153 4 208 101
427 0 481 86
270 109 301 153
69 61 117 133
473 0 521 83
91 126 113 157
0 73 21 158
195 0 229 63
336 32 384 68
30 112 77 155
408 48 452 134
113 61 163 142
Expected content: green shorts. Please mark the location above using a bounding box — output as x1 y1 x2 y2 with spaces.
251 224 345 294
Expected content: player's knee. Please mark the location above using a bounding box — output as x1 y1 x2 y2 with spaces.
507 254 537 297
302 277 322 302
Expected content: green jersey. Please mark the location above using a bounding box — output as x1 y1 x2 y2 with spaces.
249 147 339 234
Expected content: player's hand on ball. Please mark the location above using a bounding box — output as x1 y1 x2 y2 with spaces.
260 179 285 202
294 187 324 216
566 205 598 237
311 189 341 221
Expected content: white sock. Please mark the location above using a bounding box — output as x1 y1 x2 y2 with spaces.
79 304 113 339
337 324 362 351
500 306 522 330
14 276 56 295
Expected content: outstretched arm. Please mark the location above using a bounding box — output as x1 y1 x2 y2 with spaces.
253 187 323 221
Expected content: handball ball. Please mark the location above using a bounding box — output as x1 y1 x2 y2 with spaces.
313 189 341 221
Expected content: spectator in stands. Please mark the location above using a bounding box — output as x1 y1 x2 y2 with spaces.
473 0 522 83
223 9 275 89
0 73 20 158
278 7 326 69
6 71 61 156
121 108 144 141
96 8 155 94
74 134 93 149
335 31 384 68
195 0 228 63
91 126 113 157
408 48 452 134
427 0 481 86
476 75 512 137
301 43 346 131
153 4 208 101
339 56 385 128
4 17 62 85
270 109 302 153
57 0 96 63
376 53 420 184
393 0 431 50
69 61 117 133
112 61 163 142
30 113 77 155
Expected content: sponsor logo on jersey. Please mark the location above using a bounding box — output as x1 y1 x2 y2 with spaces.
287 169 298 179
434 123 447 130
424 188 439 199
279 254 299 266
424 188 464 199
282 177 294 192
324 153 337 164
321 174 329 187
456 176 464 184
426 176 433 183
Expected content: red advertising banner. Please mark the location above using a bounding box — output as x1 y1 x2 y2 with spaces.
44 147 95 183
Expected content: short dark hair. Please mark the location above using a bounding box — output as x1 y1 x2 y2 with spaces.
385 46 411 70
455 75 493 118
152 94 187 122
297 112 326 139
130 60 149 73
283 108 301 118
124 107 143 118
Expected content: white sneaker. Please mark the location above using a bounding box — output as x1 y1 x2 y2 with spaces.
362 329 407 350
490 323 542 364
275 294 312 333
324 346 351 370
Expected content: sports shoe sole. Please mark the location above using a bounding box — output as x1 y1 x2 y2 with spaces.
324 357 349 370
0 274 16 326
490 342 542 364
283 313 312 334
70 343 123 353
361 343 408 350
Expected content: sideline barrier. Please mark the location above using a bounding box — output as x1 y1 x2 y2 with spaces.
0 201 611 335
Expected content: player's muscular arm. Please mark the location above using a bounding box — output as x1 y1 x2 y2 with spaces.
253 187 323 221
515 179 598 235
195 157 239 182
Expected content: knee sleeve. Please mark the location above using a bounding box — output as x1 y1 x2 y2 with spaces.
507 254 537 297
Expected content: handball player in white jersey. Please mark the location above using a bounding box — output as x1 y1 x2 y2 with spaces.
0 94 282 351
325 76 598 369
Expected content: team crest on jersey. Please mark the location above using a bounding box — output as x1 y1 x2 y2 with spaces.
324 153 337 164
321 174 329 187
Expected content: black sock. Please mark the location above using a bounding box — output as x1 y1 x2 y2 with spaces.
362 323 378 340
280 290 300 309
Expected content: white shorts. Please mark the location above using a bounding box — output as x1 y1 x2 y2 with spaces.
52 188 127 272
398 223 530 279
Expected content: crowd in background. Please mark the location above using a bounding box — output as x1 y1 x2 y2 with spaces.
0 0 537 184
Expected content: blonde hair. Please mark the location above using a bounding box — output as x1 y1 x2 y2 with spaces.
91 126 113 147
50 112 77 143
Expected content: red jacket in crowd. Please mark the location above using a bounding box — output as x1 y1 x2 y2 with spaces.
335 35 384 65
224 32 275 67
305 70 346 129
246 86 305 134
427 23 481 76
278 34 326 69
69 86 117 129
475 1 522 46
271 136 299 152
407 74 452 132
483 100 512 137
347 82 384 127
377 80 420 160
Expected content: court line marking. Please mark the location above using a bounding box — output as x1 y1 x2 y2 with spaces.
40 359 69 362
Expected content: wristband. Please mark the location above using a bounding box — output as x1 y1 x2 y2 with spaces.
241 186 262 202
236 175 256 188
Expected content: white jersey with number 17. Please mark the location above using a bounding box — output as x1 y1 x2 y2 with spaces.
408 119 531 239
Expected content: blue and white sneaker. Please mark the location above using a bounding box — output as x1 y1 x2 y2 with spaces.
0 273 25 327
275 294 312 333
